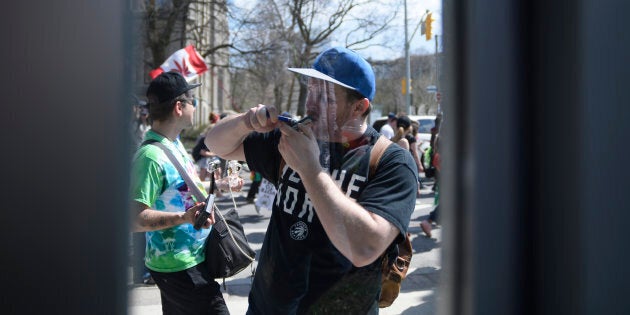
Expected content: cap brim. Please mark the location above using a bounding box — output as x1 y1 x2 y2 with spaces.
181 82 201 95
288 68 356 91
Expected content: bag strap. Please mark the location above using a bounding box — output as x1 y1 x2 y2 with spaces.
369 135 393 179
144 140 206 201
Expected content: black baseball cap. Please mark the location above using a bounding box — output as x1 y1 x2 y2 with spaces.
146 72 201 104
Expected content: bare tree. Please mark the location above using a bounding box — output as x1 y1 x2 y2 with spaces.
286 0 397 116
139 0 432 118
223 0 398 116
225 0 301 113
371 54 439 116
144 0 193 69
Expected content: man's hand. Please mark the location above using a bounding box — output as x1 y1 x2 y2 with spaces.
243 104 280 132
206 104 283 162
184 202 215 229
132 201 215 232
277 121 322 178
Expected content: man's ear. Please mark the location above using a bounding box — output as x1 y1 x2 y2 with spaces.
355 98 369 115
173 100 184 117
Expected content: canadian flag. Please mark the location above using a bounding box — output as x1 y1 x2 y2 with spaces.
149 45 208 81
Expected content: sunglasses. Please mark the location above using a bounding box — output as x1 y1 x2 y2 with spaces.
176 97 197 107
187 98 198 107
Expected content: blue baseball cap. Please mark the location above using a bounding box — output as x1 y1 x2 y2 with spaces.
288 47 376 101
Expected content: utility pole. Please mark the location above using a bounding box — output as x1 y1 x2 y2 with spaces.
435 34 439 90
404 0 411 115
435 34 441 114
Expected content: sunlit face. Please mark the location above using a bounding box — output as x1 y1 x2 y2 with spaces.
178 97 196 128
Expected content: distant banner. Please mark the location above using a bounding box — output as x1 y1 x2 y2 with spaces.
149 45 208 81
255 179 277 211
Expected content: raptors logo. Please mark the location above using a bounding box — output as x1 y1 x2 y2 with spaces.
290 221 308 240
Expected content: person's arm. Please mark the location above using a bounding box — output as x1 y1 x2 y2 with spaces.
410 141 424 173
200 148 217 157
397 138 410 151
131 201 212 232
205 104 280 161
277 123 399 267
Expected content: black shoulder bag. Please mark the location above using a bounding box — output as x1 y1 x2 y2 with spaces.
146 141 256 280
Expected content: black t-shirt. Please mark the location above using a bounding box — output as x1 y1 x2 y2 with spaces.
243 127 418 314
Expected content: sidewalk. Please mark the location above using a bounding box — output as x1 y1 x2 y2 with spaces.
128 179 441 314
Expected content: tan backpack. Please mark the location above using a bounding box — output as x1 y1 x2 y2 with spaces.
369 135 414 308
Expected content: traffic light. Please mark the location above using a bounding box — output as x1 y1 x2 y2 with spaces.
401 78 406 95
425 13 433 41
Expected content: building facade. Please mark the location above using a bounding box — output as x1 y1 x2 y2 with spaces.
129 0 231 127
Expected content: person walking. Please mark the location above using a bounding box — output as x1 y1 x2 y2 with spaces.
206 47 418 314
193 112 221 182
392 115 424 188
421 114 443 237
129 72 243 314
379 112 397 140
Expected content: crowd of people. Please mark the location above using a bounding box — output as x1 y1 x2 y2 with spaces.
378 111 443 238
129 46 441 314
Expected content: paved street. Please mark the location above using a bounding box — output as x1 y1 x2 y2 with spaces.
128 176 442 315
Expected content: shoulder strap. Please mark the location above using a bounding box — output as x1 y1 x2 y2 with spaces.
369 135 393 179
145 141 206 201
140 139 158 147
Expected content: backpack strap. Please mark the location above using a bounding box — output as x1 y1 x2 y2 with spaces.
142 140 206 201
369 135 393 179
141 139 158 146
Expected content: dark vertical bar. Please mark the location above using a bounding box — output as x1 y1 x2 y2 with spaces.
0 1 130 314
440 0 466 314
580 0 630 314
444 0 630 314
531 1 583 315
443 0 527 313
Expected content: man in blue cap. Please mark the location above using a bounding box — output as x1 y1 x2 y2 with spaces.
206 47 417 314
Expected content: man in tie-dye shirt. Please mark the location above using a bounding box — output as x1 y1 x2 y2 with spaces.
130 72 242 314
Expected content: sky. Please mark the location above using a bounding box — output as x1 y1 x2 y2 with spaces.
332 0 443 60
231 0 443 61
376 0 442 60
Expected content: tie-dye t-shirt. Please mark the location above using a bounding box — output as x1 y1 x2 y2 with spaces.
131 130 210 273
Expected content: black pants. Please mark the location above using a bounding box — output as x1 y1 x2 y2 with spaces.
150 263 230 314
246 180 261 199
429 204 440 223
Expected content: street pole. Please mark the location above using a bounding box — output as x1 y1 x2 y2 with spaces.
435 34 441 114
435 34 439 90
404 0 411 115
